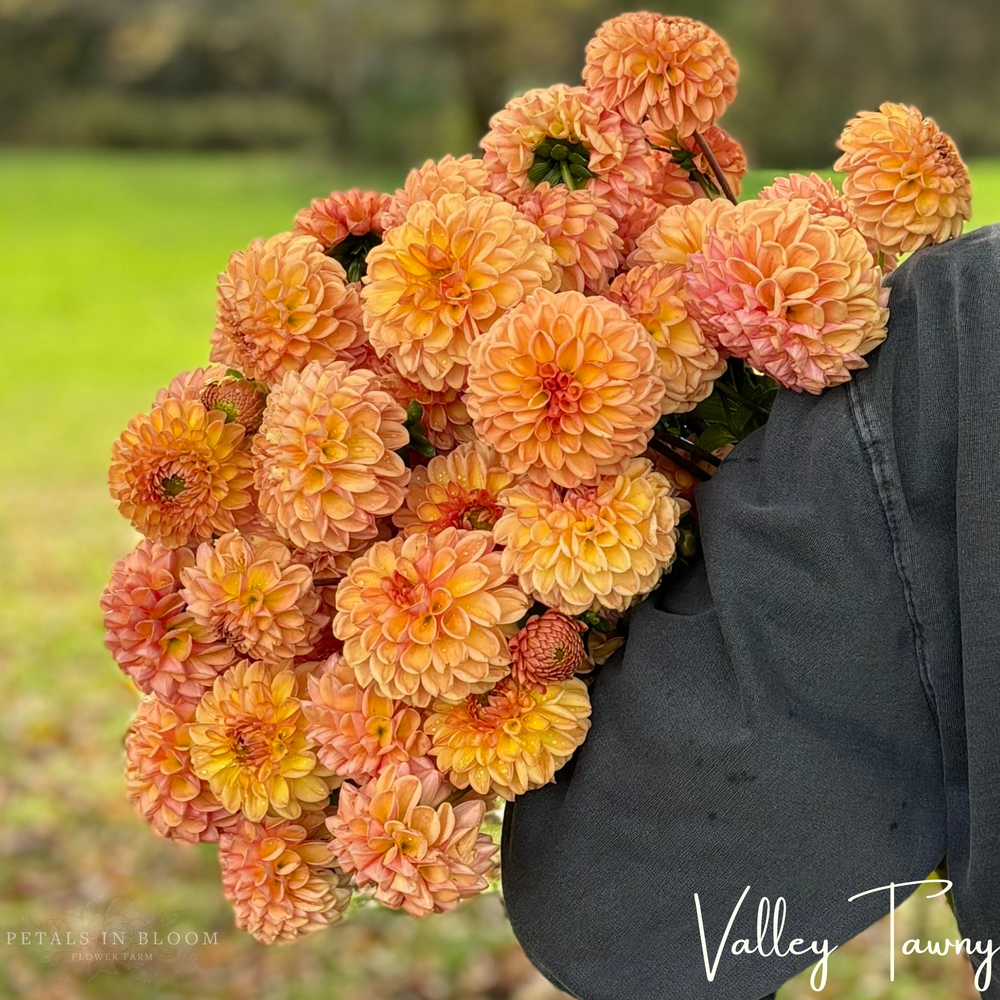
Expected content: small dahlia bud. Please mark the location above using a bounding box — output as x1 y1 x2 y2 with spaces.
509 611 588 692
200 376 267 433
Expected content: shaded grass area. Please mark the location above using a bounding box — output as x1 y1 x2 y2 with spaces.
0 151 992 999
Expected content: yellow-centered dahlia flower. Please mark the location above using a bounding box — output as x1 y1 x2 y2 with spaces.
393 441 517 537
609 262 725 414
327 764 497 917
629 198 733 268
300 654 430 780
180 532 322 665
424 676 591 800
252 360 410 552
481 84 650 219
362 192 556 391
835 103 972 255
211 232 364 386
219 812 352 944
685 197 890 393
102 540 235 703
494 458 687 615
465 288 664 488
109 399 254 549
584 12 739 136
190 660 331 822
382 155 493 230
508 611 589 693
645 124 746 205
125 695 238 843
332 527 529 708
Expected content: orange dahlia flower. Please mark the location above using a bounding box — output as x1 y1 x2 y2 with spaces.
189 660 331 822
109 399 254 548
327 764 497 917
154 364 230 406
382 154 492 230
508 611 588 693
293 188 391 282
584 12 738 136
494 458 687 615
211 232 364 386
198 374 268 433
180 532 322 665
465 288 664 488
362 192 555 391
424 676 591 800
393 441 516 537
102 539 235 703
645 124 746 205
617 195 666 259
332 527 529 708
220 812 352 944
629 198 733 268
609 262 725 414
835 103 972 255
480 84 650 219
125 695 238 843
685 198 890 393
252 360 410 552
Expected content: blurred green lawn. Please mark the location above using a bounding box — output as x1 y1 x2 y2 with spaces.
0 150 994 1000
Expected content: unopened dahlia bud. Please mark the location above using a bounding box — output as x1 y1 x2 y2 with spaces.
200 375 267 433
509 611 588 692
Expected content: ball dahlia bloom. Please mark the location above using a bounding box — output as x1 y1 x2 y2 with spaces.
393 441 517 537
617 195 666 260
180 532 323 665
480 84 650 219
154 364 230 406
198 374 268 433
494 458 687 615
424 676 591 800
125 695 238 843
645 125 747 206
252 360 410 552
629 198 733 268
835 103 972 255
300 654 430 780
465 288 664 488
362 192 556 391
508 612 588 693
211 232 364 387
515 182 623 294
219 812 352 944
382 155 492 230
102 539 235 703
685 197 890 393
190 660 331 822
609 262 725 414
327 764 497 917
109 399 254 549
332 527 529 708
583 12 738 136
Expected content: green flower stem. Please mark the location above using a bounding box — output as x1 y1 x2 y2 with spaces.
647 436 712 482
692 130 738 204
714 379 772 419
655 428 721 467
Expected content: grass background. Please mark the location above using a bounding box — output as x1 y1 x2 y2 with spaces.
0 150 993 999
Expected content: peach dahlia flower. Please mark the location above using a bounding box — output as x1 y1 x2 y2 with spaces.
382 155 493 230
252 360 410 552
332 527 529 708
494 459 687 616
211 232 364 386
645 125 746 205
154 364 230 406
109 399 254 549
327 764 497 917
362 192 555 391
508 611 588 693
424 676 592 800
465 288 664 488
584 12 738 136
685 197 890 393
629 198 733 268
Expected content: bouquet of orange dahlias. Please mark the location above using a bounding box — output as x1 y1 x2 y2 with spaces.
103 10 972 943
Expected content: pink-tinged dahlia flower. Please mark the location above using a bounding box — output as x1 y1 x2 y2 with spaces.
332 527 529 708
645 125 746 205
180 532 322 665
609 262 725 413
480 84 649 219
300 653 430 780
617 195 666 260
219 812 352 944
629 198 733 268
508 612 588 693
102 539 235 703
211 232 364 387
424 677 591 800
382 155 493 230
109 399 254 548
327 764 497 917
495 459 687 615
362 192 555 392
125 695 238 843
252 360 410 552
685 197 890 393
198 374 268 433
584 12 738 136
154 365 230 406
465 288 664 488
835 103 972 255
